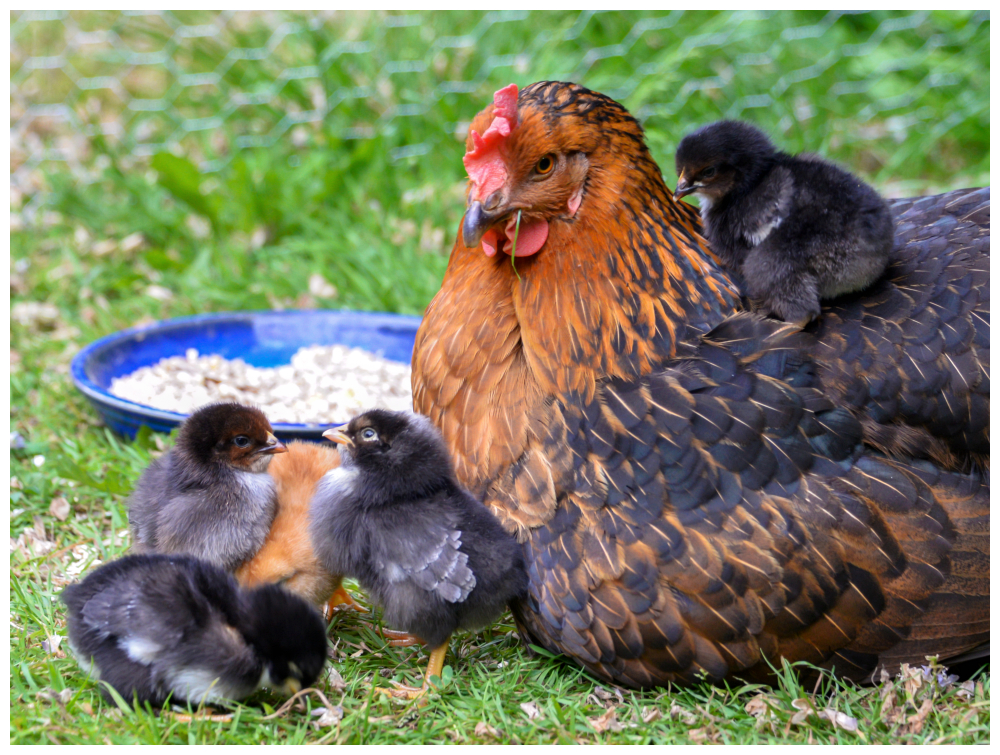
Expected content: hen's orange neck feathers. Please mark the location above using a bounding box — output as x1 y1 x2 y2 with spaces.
414 82 740 493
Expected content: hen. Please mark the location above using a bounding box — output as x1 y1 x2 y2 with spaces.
411 81 989 688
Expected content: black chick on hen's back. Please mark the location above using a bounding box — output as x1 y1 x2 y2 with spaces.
311 409 527 699
675 120 894 326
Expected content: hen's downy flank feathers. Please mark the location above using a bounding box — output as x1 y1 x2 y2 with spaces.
514 315 988 685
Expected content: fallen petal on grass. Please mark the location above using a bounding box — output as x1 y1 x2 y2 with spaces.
520 701 542 721
49 496 71 521
474 722 500 739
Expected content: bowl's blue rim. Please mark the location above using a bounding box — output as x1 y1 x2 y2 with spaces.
69 309 423 432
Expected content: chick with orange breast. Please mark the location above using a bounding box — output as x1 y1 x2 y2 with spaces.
235 440 362 617
127 402 286 573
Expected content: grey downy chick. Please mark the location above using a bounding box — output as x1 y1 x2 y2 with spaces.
310 409 528 699
128 402 286 572
675 120 894 326
61 553 328 708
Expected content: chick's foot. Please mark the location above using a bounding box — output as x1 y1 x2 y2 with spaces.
375 630 448 705
374 680 428 700
380 628 424 647
373 642 449 705
326 585 366 616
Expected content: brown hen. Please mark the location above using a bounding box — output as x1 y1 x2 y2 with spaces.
411 81 989 688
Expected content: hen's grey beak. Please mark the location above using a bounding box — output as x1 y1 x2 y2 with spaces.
674 174 696 200
463 198 509 249
261 432 287 455
463 201 489 248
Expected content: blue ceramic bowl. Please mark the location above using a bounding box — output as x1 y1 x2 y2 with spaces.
70 310 422 441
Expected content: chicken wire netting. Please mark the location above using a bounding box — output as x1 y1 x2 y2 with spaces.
10 10 990 220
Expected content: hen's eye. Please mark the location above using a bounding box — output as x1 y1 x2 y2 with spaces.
361 428 378 441
233 436 251 448
701 166 717 179
535 155 555 175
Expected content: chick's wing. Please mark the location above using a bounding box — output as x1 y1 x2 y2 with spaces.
373 501 476 604
80 565 219 664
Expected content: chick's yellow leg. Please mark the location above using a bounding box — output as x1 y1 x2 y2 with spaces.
423 642 448 684
375 640 449 702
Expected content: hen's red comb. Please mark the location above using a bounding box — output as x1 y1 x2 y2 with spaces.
463 83 519 163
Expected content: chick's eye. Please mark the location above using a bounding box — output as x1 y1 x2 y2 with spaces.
361 428 378 441
233 436 251 448
701 166 717 179
535 155 555 175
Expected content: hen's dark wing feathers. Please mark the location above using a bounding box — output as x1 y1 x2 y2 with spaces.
514 315 988 687
814 188 989 473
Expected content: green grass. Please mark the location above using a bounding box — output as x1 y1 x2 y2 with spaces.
10 10 989 745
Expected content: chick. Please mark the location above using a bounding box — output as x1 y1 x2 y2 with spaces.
128 402 286 573
675 120 894 326
61 553 328 708
235 441 363 616
311 409 528 699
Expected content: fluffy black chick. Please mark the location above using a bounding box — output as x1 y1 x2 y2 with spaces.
311 409 528 699
128 402 286 573
61 553 327 708
675 119 894 326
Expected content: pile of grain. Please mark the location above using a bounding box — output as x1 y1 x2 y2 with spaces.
109 345 412 424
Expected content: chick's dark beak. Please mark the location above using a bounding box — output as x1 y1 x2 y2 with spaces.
260 432 287 455
462 197 505 249
674 173 696 200
322 428 353 448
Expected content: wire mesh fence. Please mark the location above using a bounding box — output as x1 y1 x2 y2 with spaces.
10 10 990 219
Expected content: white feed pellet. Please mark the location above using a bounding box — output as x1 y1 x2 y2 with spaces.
109 345 412 424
